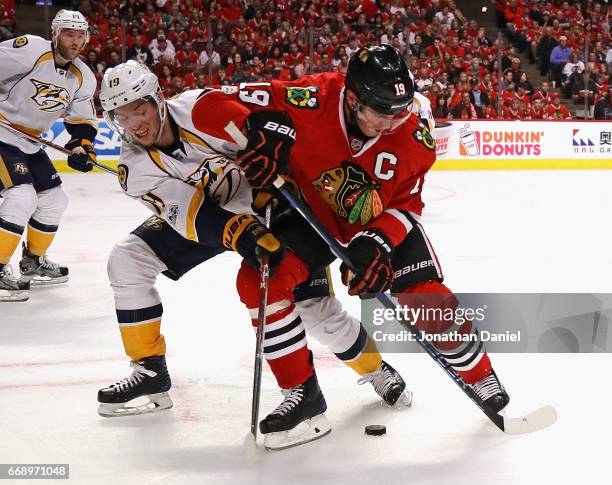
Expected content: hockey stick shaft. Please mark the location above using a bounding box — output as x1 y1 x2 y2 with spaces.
224 121 506 431
251 203 272 440
0 121 118 175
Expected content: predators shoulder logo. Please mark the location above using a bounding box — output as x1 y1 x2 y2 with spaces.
117 164 129 191
142 215 164 231
30 79 71 113
13 162 29 175
13 36 28 48
312 161 383 225
285 86 319 109
412 126 435 151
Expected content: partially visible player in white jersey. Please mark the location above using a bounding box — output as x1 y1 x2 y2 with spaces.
412 91 435 131
0 9 98 302
96 62 412 440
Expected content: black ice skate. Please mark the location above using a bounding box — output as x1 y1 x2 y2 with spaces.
97 355 173 417
472 370 510 413
0 263 30 302
19 243 68 286
357 360 413 407
260 373 331 450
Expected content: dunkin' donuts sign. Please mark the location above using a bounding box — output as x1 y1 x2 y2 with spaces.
458 123 544 157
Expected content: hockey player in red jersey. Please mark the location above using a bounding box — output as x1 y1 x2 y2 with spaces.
194 45 510 448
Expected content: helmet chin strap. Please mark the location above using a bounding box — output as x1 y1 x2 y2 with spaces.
346 99 371 139
153 101 167 145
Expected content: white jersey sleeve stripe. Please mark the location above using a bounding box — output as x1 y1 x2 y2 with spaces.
384 208 414 234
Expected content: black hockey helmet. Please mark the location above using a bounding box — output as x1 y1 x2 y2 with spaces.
345 45 415 115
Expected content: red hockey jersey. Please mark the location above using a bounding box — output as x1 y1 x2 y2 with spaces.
192 73 437 246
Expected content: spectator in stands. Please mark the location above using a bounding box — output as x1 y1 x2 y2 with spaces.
127 36 154 67
545 93 572 119
151 36 175 65
85 50 105 79
529 97 547 119
571 71 598 109
469 78 489 112
533 81 553 103
504 98 525 120
536 26 557 76
549 35 572 87
432 94 450 118
594 87 612 120
198 45 221 70
563 51 585 83
336 53 349 74
0 9 14 41
452 91 481 119
517 72 534 95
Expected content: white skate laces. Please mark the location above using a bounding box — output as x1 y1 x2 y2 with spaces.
357 366 395 397
0 264 18 280
272 386 305 416
34 254 60 271
472 373 502 401
111 361 157 392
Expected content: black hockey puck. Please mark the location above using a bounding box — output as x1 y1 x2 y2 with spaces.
365 425 386 436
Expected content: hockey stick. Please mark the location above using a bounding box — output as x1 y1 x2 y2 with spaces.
250 203 272 442
0 120 118 175
225 121 557 435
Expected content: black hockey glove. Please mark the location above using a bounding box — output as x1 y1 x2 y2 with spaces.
223 213 285 270
65 139 96 173
340 229 394 296
237 110 295 190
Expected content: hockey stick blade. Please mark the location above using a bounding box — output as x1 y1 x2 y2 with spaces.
500 405 557 435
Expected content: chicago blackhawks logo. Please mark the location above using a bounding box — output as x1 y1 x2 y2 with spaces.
312 161 383 225
30 79 71 112
285 86 319 109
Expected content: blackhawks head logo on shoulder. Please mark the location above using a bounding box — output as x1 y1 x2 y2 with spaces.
30 79 71 112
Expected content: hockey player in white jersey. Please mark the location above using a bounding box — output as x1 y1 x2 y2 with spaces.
413 91 435 131
97 62 411 448
0 9 98 302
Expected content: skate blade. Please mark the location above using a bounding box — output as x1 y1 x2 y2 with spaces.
25 275 69 286
0 289 29 302
97 392 173 418
263 413 332 451
395 389 413 407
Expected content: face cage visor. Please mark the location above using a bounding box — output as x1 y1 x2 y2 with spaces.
104 95 167 145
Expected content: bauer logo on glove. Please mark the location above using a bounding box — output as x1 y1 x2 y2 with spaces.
237 110 296 190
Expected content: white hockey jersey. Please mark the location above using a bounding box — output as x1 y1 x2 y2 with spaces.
117 89 253 242
0 35 97 154
412 91 435 131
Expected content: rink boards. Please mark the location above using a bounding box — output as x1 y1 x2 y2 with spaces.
43 118 612 172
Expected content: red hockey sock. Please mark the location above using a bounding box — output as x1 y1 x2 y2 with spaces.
398 280 492 384
236 251 313 388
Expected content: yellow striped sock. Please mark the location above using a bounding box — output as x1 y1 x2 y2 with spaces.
344 336 383 376
119 320 167 362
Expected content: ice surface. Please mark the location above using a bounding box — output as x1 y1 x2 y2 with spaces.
1 171 610 484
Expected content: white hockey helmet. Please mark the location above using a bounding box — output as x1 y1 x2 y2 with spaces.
51 9 90 48
100 60 167 143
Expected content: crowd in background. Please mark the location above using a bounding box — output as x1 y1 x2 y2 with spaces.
5 0 612 119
